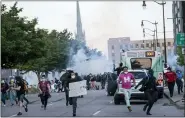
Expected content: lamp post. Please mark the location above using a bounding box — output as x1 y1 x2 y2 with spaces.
143 31 156 51
142 0 167 65
141 20 158 48
143 28 156 50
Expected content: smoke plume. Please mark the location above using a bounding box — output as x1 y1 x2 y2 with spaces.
67 48 113 75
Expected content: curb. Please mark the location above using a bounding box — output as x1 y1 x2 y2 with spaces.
164 92 184 110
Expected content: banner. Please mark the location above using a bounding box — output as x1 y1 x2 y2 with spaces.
69 80 87 97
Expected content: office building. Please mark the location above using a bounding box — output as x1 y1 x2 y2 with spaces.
108 38 174 65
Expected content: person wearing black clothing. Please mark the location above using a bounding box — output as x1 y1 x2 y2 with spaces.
12 76 28 116
1 80 9 106
65 71 81 117
135 69 158 115
114 63 124 76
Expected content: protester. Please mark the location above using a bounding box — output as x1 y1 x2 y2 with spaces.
114 63 124 76
176 70 183 94
1 80 9 106
12 76 28 116
135 69 158 115
38 75 51 110
9 78 18 106
118 66 136 112
65 71 81 117
165 67 177 97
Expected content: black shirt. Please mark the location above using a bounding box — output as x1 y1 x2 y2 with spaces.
16 82 25 95
114 67 124 76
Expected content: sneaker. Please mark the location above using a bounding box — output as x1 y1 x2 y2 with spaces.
17 112 22 116
23 104 28 112
11 104 14 106
127 106 132 112
73 114 76 117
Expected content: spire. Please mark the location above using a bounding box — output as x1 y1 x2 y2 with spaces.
76 0 83 40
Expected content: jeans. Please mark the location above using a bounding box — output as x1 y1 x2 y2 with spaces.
40 93 49 108
69 97 77 115
1 93 6 105
168 81 175 97
9 91 16 104
123 88 132 107
144 90 158 114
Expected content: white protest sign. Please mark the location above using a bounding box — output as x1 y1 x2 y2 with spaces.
69 80 87 97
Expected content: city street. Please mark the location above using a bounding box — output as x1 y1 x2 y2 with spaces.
1 90 184 117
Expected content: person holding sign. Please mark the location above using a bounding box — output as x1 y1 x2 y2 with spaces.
65 71 81 117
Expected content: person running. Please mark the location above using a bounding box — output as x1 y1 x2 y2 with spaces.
165 67 177 97
135 69 158 115
38 76 51 110
1 80 9 106
12 76 28 116
114 63 124 76
9 78 18 106
65 71 81 117
118 66 136 112
176 70 183 94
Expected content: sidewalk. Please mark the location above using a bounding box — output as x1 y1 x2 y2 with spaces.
164 86 184 109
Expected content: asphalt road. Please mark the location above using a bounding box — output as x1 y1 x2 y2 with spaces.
1 90 184 117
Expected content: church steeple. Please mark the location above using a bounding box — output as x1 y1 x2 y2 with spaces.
76 1 85 43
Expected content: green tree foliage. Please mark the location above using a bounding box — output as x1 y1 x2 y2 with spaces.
2 2 102 80
176 46 184 66
1 2 45 68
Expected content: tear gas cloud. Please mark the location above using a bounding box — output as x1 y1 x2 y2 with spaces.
67 48 113 75
167 48 184 72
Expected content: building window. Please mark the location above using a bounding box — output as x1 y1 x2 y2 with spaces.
112 45 114 50
157 43 160 47
146 43 149 47
177 8 180 12
141 44 144 48
168 42 171 46
135 44 138 48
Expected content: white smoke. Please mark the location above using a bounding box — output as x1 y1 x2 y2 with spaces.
167 47 184 73
67 48 113 75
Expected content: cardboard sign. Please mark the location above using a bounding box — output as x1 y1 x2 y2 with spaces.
69 80 87 97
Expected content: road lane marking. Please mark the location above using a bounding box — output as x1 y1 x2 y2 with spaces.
93 110 101 116
8 114 17 118
110 100 113 104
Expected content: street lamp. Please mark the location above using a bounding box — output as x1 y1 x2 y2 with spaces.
143 28 156 50
142 1 146 9
142 0 167 64
141 20 158 46
143 32 155 51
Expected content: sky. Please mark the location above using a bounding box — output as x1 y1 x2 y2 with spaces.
3 1 174 56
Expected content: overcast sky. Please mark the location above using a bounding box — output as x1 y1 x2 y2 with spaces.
3 1 173 56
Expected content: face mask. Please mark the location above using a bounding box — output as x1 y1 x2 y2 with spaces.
71 75 75 79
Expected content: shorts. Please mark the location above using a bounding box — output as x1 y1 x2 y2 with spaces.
17 94 25 102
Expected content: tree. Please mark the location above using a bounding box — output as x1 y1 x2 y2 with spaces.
176 46 184 66
1 2 45 69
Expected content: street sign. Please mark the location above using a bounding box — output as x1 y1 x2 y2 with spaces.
182 48 185 55
176 33 185 46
